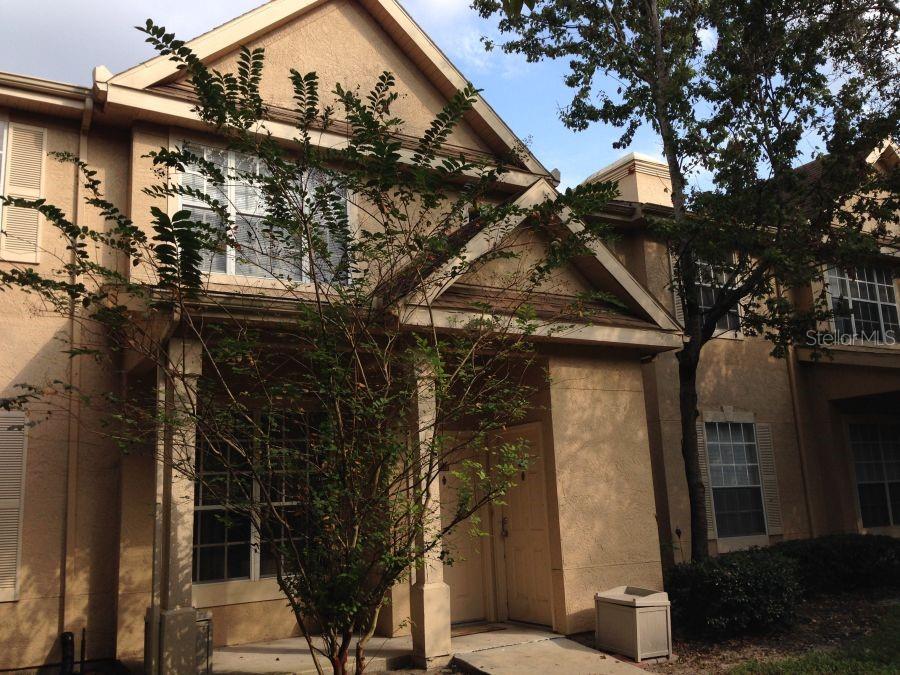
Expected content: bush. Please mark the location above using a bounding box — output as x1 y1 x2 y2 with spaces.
771 534 900 596
666 548 801 638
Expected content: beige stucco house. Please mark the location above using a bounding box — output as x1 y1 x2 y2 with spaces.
0 0 897 672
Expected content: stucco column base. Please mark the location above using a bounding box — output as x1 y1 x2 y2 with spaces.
410 581 451 668
158 606 198 673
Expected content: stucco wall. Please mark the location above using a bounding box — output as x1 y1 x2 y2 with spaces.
203 0 491 153
0 116 127 668
547 351 663 634
629 235 813 561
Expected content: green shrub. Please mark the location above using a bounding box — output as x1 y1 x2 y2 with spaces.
771 534 900 596
666 548 801 638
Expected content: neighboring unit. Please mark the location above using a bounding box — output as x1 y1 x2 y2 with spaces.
0 0 897 672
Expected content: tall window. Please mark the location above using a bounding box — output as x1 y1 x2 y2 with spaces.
193 411 306 584
181 143 347 283
827 266 899 341
697 261 741 333
706 421 766 538
850 423 900 528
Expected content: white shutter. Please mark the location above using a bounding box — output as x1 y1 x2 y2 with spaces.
1 123 45 263
756 423 783 535
0 412 27 602
0 120 6 228
670 252 685 326
696 421 717 540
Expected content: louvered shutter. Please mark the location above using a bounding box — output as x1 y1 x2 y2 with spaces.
1 124 46 263
670 252 685 326
0 121 6 228
0 412 27 602
756 423 783 535
696 421 717 540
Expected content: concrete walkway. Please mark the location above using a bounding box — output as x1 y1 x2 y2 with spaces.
452 634 643 674
214 623 642 674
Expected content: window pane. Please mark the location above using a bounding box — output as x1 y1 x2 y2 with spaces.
858 484 891 527
226 544 251 580
713 486 766 537
196 546 226 582
197 511 227 545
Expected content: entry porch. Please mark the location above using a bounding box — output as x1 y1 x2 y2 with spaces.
117 334 672 672
212 622 643 674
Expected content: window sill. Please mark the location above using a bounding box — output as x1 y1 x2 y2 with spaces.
0 255 39 265
0 590 18 603
861 525 900 538
709 329 744 341
716 534 769 553
192 576 285 608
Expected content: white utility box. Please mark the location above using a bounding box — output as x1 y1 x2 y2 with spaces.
594 586 672 662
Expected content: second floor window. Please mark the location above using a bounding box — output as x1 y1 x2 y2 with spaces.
697 261 741 333
181 143 347 284
827 266 899 342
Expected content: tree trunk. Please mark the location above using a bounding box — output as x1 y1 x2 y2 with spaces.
330 632 352 675
677 345 709 560
355 605 382 674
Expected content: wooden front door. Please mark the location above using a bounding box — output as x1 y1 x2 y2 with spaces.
498 423 553 626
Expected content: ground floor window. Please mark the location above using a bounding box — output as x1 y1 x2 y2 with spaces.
850 422 900 528
192 411 307 584
706 421 767 538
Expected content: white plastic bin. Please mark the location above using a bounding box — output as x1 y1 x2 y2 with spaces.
594 586 672 662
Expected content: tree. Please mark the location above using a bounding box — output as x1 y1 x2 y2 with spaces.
0 22 614 675
476 0 900 559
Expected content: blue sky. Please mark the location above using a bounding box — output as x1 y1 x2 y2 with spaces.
0 0 662 187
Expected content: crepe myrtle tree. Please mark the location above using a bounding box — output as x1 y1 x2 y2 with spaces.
481 0 900 559
0 22 616 675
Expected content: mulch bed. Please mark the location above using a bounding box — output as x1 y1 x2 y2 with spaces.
640 591 900 674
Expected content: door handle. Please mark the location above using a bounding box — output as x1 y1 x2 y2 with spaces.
501 516 509 538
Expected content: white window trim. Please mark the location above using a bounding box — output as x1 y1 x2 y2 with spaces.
701 409 770 544
169 132 356 293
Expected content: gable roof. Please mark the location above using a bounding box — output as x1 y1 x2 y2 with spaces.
105 0 551 178
400 177 682 336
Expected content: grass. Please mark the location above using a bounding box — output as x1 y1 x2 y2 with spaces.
730 604 900 674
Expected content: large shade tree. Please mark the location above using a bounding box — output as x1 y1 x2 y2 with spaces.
478 0 900 559
0 22 616 675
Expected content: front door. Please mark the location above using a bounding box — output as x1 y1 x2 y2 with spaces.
441 424 553 627
441 455 489 624
498 423 553 626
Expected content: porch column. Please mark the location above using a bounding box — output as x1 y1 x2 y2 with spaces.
410 366 452 667
147 337 203 674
